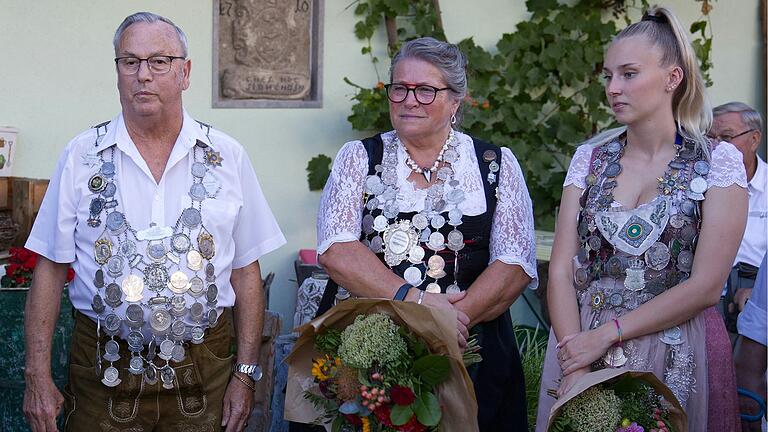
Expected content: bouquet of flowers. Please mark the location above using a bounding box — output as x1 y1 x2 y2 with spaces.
0 247 74 288
547 369 687 432
285 299 479 432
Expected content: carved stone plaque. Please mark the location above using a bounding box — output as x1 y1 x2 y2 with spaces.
214 0 323 108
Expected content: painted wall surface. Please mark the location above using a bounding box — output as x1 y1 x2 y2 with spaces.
0 1 763 332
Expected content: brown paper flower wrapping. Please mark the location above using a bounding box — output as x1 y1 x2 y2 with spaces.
546 368 688 431
285 298 479 432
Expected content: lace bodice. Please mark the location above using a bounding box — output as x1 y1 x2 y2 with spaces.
316 130 538 282
564 140 748 190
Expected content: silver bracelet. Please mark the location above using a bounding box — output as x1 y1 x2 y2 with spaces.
417 289 425 305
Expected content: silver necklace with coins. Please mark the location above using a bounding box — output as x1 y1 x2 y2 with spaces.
574 133 710 368
86 125 223 389
361 129 466 294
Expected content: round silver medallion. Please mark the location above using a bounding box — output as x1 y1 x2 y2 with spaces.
205 263 215 281
94 269 105 288
181 208 202 229
92 294 106 314
106 255 125 278
129 356 145 373
425 283 441 293
191 162 207 178
149 309 172 332
105 283 122 307
373 215 389 232
369 235 383 253
171 320 186 338
104 313 121 333
408 245 425 264
669 214 686 229
191 326 205 342
186 250 203 271
106 211 126 232
412 213 429 230
206 284 219 304
104 340 120 362
660 326 684 345
190 302 204 321
171 345 185 363
189 183 207 201
119 240 137 257
427 232 445 251
362 214 375 234
208 309 219 326
171 234 191 254
403 267 423 285
147 241 167 261
168 271 190 294
101 162 116 177
677 250 694 272
446 284 461 294
125 304 144 326
103 182 117 198
430 214 446 229
689 176 707 194
693 160 710 176
645 242 671 271
144 263 170 291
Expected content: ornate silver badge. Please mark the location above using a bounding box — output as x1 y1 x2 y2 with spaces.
382 220 419 267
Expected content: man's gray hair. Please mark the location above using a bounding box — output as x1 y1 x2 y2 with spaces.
113 12 189 57
390 37 468 100
713 101 764 134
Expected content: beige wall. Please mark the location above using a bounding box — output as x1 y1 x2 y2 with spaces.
0 0 763 332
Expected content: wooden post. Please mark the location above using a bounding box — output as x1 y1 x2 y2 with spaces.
246 310 282 432
10 177 49 247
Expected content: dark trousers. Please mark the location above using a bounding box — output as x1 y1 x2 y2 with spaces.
62 310 233 431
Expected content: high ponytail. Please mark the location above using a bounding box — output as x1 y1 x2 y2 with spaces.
612 6 712 157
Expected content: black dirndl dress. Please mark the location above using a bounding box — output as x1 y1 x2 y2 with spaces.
292 134 527 432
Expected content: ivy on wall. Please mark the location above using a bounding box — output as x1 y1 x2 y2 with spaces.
308 0 714 230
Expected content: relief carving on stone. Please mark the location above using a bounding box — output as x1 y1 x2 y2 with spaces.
214 0 322 107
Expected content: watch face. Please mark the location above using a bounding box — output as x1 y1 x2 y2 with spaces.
250 365 263 382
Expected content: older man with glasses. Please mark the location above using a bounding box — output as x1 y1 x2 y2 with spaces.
709 102 766 337
22 12 285 432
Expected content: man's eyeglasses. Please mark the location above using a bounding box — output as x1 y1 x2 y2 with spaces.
707 129 755 143
114 56 186 75
384 83 452 105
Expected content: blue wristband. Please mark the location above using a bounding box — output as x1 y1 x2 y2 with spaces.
393 283 412 301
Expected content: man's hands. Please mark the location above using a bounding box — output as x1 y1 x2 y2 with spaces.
221 374 255 432
23 374 63 432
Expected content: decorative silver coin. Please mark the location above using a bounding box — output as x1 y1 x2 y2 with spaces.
149 308 172 333
645 242 671 271
103 182 117 198
168 271 190 294
408 245 425 264
147 241 167 261
88 174 107 193
190 326 205 344
159 339 174 361
101 366 121 387
427 232 445 251
608 292 624 307
144 263 170 291
170 295 187 316
693 160 710 176
445 189 464 204
404 267 423 285
574 268 589 287
186 250 203 272
604 163 622 178
103 339 120 362
94 269 105 288
587 236 602 251
101 162 116 177
606 140 622 154
160 367 175 389
369 235 383 254
205 263 215 281
373 215 388 232
430 214 446 229
680 200 696 217
425 283 441 294
362 214 375 234
677 250 694 272
104 313 121 333
189 183 207 201
206 284 219 304
189 276 204 297
171 320 186 338
191 162 207 178
444 149 458 163
127 330 144 349
105 283 122 308
106 211 126 232
659 326 684 345
446 284 461 295
106 255 125 278
412 213 429 230
669 214 686 229
171 345 185 363
689 176 707 194
603 346 627 367
128 356 145 374
181 208 202 229
119 240 137 257
144 363 158 385
190 302 204 321
92 294 106 314
208 309 219 326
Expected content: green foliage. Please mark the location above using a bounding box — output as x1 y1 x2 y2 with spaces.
412 354 450 386
315 327 343 357
514 325 549 431
306 154 332 191
306 0 717 228
390 404 414 425
412 391 441 426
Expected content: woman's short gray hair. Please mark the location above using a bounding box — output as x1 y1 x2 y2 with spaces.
389 37 468 101
713 101 764 134
114 12 189 57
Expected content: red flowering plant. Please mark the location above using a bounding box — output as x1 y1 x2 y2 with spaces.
301 310 481 432
1 247 74 288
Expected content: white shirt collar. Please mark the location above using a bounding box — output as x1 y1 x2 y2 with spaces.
93 109 216 154
750 155 766 192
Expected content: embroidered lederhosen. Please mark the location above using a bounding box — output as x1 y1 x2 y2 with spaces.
315 134 528 431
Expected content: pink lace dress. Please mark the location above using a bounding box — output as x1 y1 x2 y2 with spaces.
535 139 746 431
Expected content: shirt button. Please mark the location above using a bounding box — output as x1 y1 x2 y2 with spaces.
154 194 160 201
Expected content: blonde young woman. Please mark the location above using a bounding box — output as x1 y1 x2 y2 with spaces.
536 7 747 431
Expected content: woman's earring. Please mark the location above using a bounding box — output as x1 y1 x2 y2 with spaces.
451 114 457 125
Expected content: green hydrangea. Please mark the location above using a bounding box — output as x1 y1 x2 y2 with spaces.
338 313 408 370
561 386 622 432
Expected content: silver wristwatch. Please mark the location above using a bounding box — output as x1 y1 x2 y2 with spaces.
233 363 263 381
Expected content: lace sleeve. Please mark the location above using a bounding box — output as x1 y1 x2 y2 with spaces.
316 141 368 255
563 144 594 189
490 147 538 286
707 141 748 189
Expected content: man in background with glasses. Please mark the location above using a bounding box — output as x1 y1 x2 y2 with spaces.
22 12 284 432
709 102 766 340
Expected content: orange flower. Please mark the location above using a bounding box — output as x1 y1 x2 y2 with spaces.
481 100 490 110
375 81 385 90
